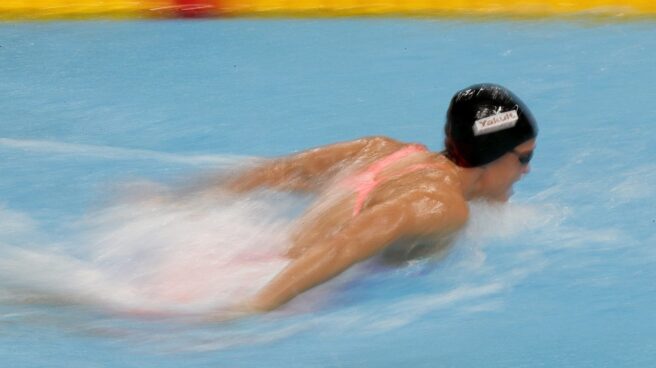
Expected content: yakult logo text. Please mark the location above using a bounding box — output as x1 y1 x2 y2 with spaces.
473 110 519 136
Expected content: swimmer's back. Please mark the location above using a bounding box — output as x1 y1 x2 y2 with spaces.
287 141 466 258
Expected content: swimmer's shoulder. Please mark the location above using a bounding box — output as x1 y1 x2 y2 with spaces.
411 154 463 189
406 183 469 234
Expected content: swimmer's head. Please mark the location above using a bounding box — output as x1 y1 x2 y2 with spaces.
444 83 538 168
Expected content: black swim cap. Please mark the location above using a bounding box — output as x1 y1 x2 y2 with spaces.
444 83 538 167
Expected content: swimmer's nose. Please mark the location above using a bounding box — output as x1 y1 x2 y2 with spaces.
521 164 531 175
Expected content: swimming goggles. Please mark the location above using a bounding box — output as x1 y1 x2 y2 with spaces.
512 150 533 165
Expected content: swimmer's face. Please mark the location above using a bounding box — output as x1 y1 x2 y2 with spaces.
479 139 536 202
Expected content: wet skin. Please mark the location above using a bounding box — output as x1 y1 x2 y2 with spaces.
222 136 536 312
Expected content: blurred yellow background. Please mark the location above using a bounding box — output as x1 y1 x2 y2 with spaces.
1 0 655 19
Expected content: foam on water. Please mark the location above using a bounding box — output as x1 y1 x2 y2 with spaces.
0 138 298 317
0 192 302 315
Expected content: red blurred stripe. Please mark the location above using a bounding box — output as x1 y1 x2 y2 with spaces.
169 0 221 18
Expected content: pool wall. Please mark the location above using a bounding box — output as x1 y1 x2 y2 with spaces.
1 0 656 20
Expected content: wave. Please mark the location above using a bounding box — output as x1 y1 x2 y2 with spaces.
0 137 255 167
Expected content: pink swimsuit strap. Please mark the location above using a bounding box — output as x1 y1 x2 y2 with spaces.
343 144 445 217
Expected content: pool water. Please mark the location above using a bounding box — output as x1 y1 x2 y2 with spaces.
1 19 655 367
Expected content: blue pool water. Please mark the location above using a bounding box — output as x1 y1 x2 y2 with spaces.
1 19 656 367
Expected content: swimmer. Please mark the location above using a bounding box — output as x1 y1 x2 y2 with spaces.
222 83 538 313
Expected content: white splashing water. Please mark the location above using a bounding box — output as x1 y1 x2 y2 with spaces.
0 191 299 316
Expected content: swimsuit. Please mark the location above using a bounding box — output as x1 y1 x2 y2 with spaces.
341 144 448 216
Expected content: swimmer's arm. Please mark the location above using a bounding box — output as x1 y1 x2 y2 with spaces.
224 136 402 193
381 235 456 264
246 193 468 312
